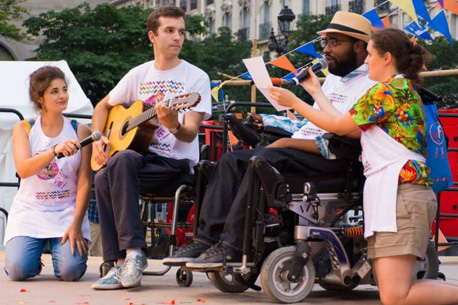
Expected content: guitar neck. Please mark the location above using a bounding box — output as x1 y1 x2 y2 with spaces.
125 106 158 133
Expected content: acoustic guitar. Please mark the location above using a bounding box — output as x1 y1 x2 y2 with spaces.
91 92 201 171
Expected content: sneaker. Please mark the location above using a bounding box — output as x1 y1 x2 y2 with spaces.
162 241 210 266
186 243 242 269
91 266 122 290
120 254 148 288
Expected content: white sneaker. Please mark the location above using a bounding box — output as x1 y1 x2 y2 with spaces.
120 254 148 288
91 266 122 290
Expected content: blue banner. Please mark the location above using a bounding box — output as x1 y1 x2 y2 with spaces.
405 21 433 41
294 42 323 59
363 9 385 29
428 10 453 44
413 0 431 22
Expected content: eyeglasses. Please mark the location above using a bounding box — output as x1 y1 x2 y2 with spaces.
320 38 355 48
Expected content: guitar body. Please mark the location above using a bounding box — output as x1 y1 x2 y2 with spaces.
91 92 201 172
91 100 156 171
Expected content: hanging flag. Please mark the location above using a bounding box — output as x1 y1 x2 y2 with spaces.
405 20 434 41
282 71 296 82
428 10 454 44
239 71 252 80
294 42 323 59
438 0 445 8
211 81 229 103
413 0 432 22
389 0 419 22
442 0 458 15
269 55 298 74
363 9 385 29
382 16 391 28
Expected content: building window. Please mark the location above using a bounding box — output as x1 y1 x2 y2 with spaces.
263 2 270 23
190 0 197 10
302 0 310 15
223 12 232 28
241 7 249 29
180 0 186 11
208 18 215 34
207 0 214 4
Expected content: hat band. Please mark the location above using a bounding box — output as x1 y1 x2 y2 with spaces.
327 23 369 36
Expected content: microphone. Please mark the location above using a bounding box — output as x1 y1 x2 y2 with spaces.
57 131 102 159
288 58 328 87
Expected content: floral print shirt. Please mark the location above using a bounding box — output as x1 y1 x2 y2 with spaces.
350 76 431 185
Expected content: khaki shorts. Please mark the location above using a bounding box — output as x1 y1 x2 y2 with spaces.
367 184 437 259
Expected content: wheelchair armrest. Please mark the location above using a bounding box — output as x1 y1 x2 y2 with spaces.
323 133 361 161
223 114 260 147
262 126 293 138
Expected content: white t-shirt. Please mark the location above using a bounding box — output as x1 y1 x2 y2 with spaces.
108 59 212 167
4 116 91 245
292 64 377 140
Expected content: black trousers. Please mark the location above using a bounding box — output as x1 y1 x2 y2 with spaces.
95 150 191 261
194 147 349 252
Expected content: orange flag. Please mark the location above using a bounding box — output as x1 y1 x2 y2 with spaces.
382 16 391 28
435 0 458 15
269 55 298 75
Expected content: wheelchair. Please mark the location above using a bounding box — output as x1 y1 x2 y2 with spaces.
186 114 440 303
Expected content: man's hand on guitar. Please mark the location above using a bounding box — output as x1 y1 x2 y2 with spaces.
92 136 110 167
155 100 180 133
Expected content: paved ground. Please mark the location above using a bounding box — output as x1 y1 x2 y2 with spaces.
1 253 458 305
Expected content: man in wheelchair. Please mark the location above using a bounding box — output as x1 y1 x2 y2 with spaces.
163 12 377 268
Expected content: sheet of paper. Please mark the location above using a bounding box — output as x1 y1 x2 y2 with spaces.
242 57 289 111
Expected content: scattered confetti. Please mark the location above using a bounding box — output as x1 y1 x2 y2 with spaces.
197 299 206 303
122 297 131 300
49 301 56 303
18 302 25 304
171 300 175 305
19 289 29 293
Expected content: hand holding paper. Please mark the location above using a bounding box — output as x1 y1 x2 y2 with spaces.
242 57 289 111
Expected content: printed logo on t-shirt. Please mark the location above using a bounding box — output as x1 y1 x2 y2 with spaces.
300 127 324 137
36 150 59 180
328 92 348 104
140 80 185 96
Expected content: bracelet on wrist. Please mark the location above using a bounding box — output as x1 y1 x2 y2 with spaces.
51 144 58 157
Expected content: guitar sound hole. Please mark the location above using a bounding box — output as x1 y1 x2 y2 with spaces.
121 122 129 136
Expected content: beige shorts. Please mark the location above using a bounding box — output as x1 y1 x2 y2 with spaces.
367 184 437 259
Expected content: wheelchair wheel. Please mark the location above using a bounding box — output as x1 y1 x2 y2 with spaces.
99 261 116 278
176 268 193 287
207 271 256 293
260 246 315 303
413 240 439 280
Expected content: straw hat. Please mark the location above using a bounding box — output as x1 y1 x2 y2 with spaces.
317 11 371 42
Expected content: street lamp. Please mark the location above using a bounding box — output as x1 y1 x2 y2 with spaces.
268 5 295 55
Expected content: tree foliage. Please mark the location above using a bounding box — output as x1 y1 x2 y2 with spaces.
418 36 458 109
0 0 29 41
181 26 253 104
23 3 206 104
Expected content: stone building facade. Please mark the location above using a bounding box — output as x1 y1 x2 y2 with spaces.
0 0 109 60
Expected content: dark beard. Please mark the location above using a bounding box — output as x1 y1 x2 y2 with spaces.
328 50 358 77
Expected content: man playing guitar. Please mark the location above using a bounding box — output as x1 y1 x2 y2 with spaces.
91 6 211 290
